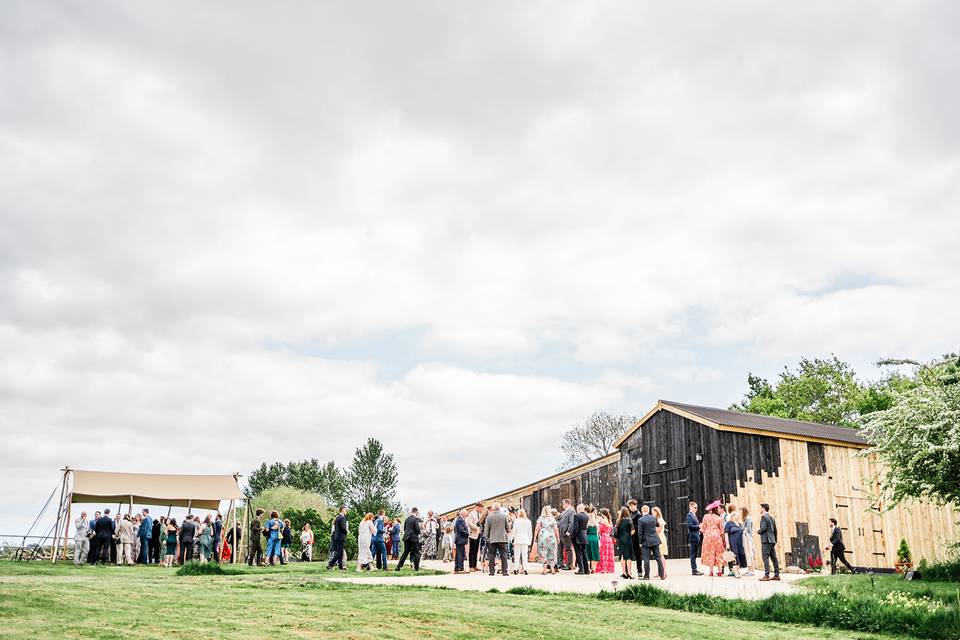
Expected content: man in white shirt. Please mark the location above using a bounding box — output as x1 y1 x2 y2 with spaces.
73 511 90 565
466 502 483 572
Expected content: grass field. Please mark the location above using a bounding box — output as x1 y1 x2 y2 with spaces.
0 562 893 640
801 572 960 606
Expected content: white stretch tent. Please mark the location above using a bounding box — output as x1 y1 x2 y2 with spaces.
70 469 245 509
32 468 246 563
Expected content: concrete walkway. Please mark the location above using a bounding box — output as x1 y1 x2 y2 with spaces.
331 559 807 600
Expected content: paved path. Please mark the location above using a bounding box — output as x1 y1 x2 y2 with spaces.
330 559 807 600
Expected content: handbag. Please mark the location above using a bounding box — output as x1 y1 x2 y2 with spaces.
722 550 736 563
85 529 95 539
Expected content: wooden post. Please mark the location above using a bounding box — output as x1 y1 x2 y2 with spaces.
242 501 249 563
229 500 237 564
187 499 192 516
61 497 73 561
128 495 134 516
166 504 172 518
51 468 68 563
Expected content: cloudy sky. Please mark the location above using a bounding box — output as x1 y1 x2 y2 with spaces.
2 2 958 534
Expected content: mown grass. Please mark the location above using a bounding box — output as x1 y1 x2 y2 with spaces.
0 562 884 640
598 576 960 640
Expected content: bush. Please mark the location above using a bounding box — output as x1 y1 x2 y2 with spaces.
918 558 960 582
505 586 551 596
898 539 913 564
597 582 960 639
176 561 243 576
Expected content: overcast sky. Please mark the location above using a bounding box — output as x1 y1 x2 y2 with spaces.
2 2 959 534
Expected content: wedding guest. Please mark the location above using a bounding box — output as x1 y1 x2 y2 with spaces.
395 507 422 572
586 506 600 573
534 506 560 575
686 502 704 575
615 506 635 579
441 526 454 562
179 514 197 563
163 518 178 567
198 515 214 563
248 509 264 567
281 519 293 564
652 506 668 560
213 513 224 563
300 523 314 562
357 513 375 571
327 506 348 570
723 510 747 578
390 519 401 560
372 510 388 570
758 503 781 581
88 510 102 565
151 516 163 564
741 506 756 576
73 511 90 565
117 514 136 565
466 503 483 572
510 508 532 575
137 509 153 564
596 508 615 573
700 501 725 576
454 509 470 573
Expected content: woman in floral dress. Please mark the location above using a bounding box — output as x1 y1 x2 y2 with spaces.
596 508 616 573
700 502 726 576
533 506 560 574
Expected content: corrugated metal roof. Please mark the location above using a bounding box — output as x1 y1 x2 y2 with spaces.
662 400 868 446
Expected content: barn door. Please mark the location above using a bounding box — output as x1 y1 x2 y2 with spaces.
833 501 855 563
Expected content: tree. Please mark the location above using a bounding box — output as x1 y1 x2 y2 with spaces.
559 412 637 469
246 458 345 505
860 354 960 507
344 438 400 515
731 356 866 428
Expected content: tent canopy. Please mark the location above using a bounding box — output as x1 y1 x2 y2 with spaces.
70 469 244 509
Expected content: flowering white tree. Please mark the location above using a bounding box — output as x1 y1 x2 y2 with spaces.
860 355 960 506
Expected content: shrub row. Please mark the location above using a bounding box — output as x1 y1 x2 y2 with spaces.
176 561 245 576
919 558 960 582
596 582 960 640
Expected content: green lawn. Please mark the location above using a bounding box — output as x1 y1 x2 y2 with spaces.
0 562 893 640
801 572 960 606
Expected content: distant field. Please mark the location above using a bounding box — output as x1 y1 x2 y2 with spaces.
0 561 897 639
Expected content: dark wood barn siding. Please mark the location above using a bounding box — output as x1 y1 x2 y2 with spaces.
517 460 619 520
618 410 783 555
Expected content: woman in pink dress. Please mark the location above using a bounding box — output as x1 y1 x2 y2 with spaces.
596 508 616 573
700 502 726 576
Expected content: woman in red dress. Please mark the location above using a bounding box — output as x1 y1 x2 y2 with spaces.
700 501 726 576
596 508 616 573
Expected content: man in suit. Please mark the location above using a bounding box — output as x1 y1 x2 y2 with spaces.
758 503 781 581
372 510 388 570
93 509 115 565
137 508 153 564
73 511 90 565
87 511 101 564
826 517 854 574
558 499 576 570
150 517 162 564
466 502 483 572
327 505 349 570
395 507 422 571
572 503 591 574
454 509 470 574
686 501 704 575
248 509 264 566
484 502 512 575
628 499 643 576
179 514 197 563
638 505 665 580
212 513 223 563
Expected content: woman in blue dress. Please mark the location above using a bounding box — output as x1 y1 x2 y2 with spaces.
723 512 747 578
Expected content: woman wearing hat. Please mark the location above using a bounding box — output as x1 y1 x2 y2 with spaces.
700 500 725 576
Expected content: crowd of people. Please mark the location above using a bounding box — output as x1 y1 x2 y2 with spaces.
71 508 238 566
71 498 852 580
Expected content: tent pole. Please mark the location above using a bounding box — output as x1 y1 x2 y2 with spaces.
128 495 133 516
228 500 236 564
62 496 73 561
243 501 249 564
51 468 68 563
166 505 172 518
187 499 192 516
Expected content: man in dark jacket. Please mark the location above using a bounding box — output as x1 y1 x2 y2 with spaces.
327 505 349 570
88 511 102 565
558 499 576 570
628 499 643 576
758 503 780 581
248 509 264 566
573 504 591 574
395 507 422 571
826 517 854 574
686 501 703 575
213 513 223 562
150 517 162 564
453 509 470 573
178 515 197 563
638 505 665 580
93 509 115 565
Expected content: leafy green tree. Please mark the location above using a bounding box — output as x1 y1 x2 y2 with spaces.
732 356 866 428
246 458 345 505
345 438 400 515
860 354 960 506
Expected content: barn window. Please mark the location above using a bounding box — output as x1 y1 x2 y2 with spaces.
807 442 827 476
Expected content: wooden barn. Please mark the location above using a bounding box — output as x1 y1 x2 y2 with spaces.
445 400 958 570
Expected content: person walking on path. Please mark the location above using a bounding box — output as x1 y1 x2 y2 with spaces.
327 506 349 570
533 506 560 574
758 503 781 581
483 502 512 576
395 507 422 571
826 517 854 574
